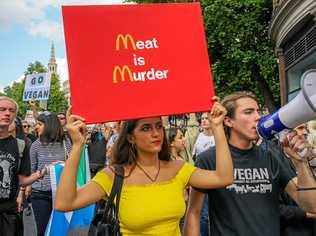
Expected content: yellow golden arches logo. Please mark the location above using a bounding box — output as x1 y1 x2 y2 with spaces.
113 65 134 84
115 34 136 51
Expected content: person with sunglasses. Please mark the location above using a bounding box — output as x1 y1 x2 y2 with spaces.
22 120 37 143
57 112 67 128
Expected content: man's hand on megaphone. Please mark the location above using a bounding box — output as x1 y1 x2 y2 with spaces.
282 131 314 162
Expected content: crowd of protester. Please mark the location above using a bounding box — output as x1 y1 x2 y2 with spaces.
0 93 316 236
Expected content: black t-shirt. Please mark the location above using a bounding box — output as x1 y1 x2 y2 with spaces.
88 138 107 174
195 143 296 236
27 133 37 143
0 136 31 211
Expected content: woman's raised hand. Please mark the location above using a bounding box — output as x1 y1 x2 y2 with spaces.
66 106 87 145
208 96 227 128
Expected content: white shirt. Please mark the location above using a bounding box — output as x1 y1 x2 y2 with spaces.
192 132 215 157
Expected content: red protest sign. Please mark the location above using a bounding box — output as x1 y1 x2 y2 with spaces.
62 3 214 123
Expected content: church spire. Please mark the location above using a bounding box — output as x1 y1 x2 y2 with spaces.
48 42 57 74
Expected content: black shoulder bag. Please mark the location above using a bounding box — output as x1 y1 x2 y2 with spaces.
88 165 124 236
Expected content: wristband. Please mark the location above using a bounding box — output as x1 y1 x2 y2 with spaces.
297 187 316 191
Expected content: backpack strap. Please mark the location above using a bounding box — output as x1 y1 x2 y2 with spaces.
17 138 25 159
16 138 26 171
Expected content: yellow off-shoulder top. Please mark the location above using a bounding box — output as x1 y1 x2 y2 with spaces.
92 162 196 236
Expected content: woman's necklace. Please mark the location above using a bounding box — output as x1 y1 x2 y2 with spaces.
135 159 160 182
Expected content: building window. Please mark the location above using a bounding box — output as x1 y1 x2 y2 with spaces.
286 50 316 101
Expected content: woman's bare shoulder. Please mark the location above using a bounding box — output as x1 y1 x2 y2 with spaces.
98 166 114 179
101 165 134 178
161 159 186 172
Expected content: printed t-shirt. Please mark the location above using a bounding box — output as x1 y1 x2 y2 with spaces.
0 136 30 211
192 132 215 156
92 162 196 236
195 144 296 236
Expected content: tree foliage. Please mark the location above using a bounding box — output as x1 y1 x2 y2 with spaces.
47 73 68 113
24 61 47 76
4 61 68 117
4 80 26 117
129 0 279 111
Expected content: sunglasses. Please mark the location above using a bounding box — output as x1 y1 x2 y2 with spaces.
23 125 31 128
58 117 66 120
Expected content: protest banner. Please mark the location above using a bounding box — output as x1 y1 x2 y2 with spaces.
63 3 214 123
23 73 51 101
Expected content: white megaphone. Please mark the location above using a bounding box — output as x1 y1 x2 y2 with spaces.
257 69 316 140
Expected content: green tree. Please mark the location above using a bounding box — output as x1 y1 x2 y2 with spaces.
202 0 279 111
4 61 68 117
25 61 47 75
129 0 279 111
4 81 26 117
47 73 68 113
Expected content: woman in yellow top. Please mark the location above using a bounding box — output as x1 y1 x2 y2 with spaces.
55 97 233 236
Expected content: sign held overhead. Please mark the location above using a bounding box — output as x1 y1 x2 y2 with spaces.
23 72 52 101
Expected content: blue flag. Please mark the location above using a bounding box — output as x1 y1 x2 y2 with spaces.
45 146 96 236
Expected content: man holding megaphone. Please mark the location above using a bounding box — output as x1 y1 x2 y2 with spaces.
185 85 316 236
257 69 316 141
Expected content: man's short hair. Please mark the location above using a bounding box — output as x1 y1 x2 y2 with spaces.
222 91 258 119
0 96 18 114
221 91 258 137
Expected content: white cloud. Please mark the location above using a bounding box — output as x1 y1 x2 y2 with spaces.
0 0 47 28
56 57 69 83
28 20 63 42
0 0 124 40
10 75 25 87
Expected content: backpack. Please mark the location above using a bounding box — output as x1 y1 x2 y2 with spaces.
88 139 107 174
